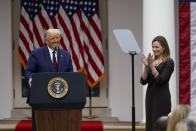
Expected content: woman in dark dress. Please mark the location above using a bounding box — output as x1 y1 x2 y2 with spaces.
140 36 174 131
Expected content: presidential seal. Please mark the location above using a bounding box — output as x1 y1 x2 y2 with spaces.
48 77 68 98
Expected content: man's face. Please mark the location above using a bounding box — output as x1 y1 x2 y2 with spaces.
46 33 61 50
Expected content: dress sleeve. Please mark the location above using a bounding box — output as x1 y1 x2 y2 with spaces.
155 59 174 85
140 76 148 85
140 67 150 85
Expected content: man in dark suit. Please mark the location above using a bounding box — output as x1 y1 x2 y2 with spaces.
25 28 73 131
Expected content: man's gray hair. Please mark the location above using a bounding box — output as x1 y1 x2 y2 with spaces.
44 29 61 40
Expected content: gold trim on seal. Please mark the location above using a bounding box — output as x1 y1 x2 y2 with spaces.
48 77 68 98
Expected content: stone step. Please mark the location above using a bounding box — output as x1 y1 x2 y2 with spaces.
11 108 114 120
8 108 146 131
0 120 145 131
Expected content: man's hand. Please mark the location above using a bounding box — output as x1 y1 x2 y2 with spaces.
28 78 32 88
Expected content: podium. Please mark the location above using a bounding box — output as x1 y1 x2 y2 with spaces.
29 72 86 131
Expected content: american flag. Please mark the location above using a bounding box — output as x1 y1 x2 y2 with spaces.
18 0 105 87
179 0 196 109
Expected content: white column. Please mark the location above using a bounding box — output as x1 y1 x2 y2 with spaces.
0 0 12 119
143 0 176 122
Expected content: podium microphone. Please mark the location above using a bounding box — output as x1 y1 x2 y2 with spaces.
55 46 59 52
55 46 59 58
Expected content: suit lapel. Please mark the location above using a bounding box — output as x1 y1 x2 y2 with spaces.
44 46 54 72
57 51 63 72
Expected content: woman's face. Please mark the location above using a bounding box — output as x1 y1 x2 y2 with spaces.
152 41 164 58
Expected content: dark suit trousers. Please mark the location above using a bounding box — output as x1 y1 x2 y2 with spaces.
32 107 36 131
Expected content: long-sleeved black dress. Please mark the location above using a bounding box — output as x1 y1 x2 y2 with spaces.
140 58 174 131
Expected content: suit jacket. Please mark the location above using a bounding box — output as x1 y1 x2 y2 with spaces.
25 46 73 81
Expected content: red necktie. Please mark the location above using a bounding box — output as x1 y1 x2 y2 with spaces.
52 51 57 72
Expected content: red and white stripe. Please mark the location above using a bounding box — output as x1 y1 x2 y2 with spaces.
19 1 104 87
179 1 196 109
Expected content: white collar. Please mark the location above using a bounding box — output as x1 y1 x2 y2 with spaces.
47 46 55 54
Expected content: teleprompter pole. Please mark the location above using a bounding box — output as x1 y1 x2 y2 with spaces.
129 51 136 131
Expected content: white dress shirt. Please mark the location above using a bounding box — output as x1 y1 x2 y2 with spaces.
47 46 58 63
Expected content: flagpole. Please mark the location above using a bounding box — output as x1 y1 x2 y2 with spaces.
83 87 97 119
